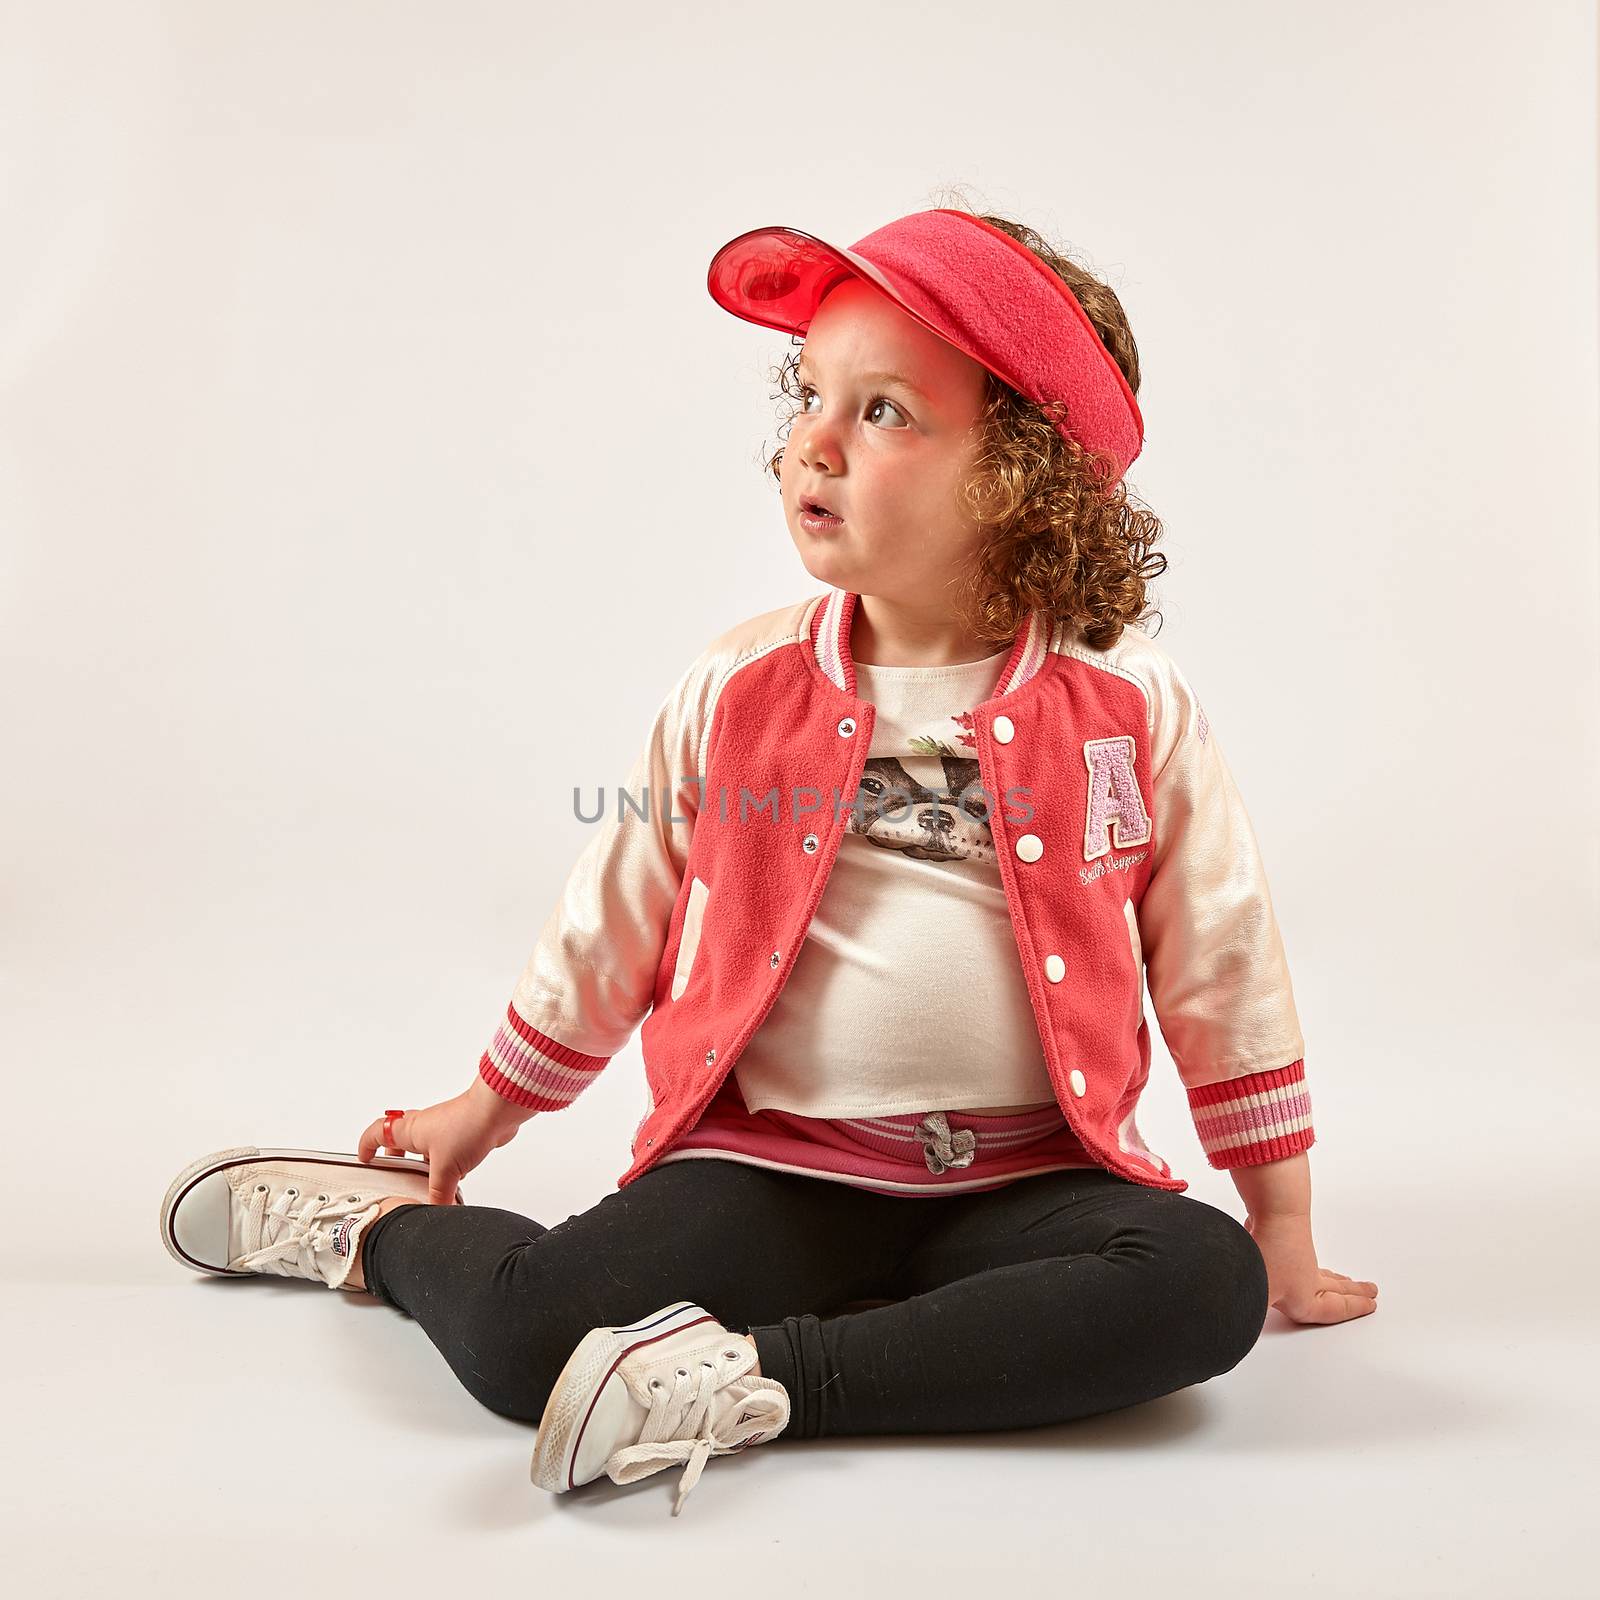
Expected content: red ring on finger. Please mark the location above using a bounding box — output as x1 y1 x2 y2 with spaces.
381 1108 406 1150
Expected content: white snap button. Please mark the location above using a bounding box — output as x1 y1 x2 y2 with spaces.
1069 1069 1086 1096
1044 954 1066 983
837 716 856 737
993 715 1014 744
802 833 820 854
1015 833 1043 862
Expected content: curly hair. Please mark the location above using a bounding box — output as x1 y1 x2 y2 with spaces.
762 198 1167 651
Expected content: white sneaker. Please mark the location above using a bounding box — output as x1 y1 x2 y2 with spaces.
531 1301 791 1515
159 1145 441 1290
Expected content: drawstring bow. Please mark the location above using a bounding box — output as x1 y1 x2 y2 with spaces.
915 1111 976 1175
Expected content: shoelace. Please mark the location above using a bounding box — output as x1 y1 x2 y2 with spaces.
604 1359 782 1516
233 1183 373 1286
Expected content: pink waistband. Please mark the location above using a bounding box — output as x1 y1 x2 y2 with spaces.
805 1103 1070 1166
681 1073 1083 1177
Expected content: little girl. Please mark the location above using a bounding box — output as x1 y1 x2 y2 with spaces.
159 204 1378 1518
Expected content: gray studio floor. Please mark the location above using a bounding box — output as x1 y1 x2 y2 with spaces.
7 971 1593 1600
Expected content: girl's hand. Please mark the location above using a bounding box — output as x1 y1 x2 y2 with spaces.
1244 1211 1380 1326
356 1077 533 1205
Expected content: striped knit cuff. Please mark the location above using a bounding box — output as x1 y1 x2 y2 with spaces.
478 1000 609 1112
1186 1059 1314 1169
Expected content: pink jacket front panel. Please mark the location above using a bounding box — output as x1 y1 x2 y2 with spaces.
480 590 1313 1192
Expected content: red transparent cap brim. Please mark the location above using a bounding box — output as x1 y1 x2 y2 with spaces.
706 225 1013 399
706 226 915 339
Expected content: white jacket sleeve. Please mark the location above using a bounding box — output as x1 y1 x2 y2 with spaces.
1137 657 1315 1168
478 647 722 1111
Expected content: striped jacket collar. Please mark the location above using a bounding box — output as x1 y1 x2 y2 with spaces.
807 588 1058 699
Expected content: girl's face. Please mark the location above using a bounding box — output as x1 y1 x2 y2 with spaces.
782 279 991 609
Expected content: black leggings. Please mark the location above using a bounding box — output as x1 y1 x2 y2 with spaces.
360 1157 1269 1440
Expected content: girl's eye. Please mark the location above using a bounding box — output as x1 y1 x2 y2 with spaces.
797 384 907 428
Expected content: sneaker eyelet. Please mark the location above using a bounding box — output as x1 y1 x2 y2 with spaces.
702 1360 714 1369
723 1350 740 1359
676 1368 688 1377
255 1184 268 1193
316 1195 328 1203
285 1189 298 1198
651 1380 664 1391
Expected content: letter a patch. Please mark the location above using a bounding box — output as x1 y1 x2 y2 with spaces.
1082 736 1152 861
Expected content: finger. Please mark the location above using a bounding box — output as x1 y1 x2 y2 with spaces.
356 1118 382 1163
428 1169 457 1207
1323 1269 1380 1294
377 1110 415 1156
1275 1288 1360 1325
1310 1291 1378 1323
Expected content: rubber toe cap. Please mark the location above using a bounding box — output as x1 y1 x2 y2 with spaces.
171 1168 237 1273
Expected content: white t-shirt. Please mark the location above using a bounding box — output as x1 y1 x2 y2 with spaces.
733 646 1058 1119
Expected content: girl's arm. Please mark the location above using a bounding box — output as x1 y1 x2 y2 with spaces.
475 641 724 1114
1232 1152 1380 1325
1229 1145 1310 1217
1136 652 1378 1325
1137 654 1313 1168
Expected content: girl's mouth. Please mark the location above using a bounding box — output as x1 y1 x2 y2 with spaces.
799 499 844 531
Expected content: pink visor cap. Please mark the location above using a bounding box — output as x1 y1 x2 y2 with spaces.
706 208 1144 482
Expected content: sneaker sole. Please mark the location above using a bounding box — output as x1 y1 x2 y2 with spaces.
531 1301 716 1494
158 1145 435 1277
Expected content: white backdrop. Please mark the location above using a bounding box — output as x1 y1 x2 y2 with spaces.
3 1 1595 1593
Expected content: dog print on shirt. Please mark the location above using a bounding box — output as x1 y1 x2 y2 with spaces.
849 753 995 864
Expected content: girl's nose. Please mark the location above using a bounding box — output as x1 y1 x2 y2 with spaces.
794 420 842 476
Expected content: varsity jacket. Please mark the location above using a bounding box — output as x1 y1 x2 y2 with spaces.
479 588 1314 1193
